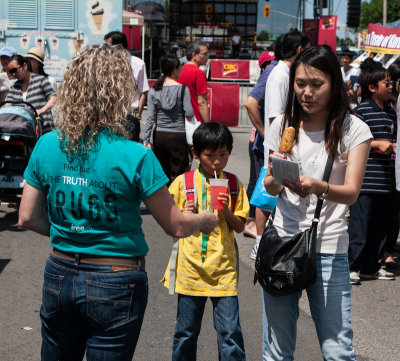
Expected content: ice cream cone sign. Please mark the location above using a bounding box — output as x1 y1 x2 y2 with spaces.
91 1 104 31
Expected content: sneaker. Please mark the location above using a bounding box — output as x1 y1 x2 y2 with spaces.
360 268 395 280
350 271 361 285
250 243 259 260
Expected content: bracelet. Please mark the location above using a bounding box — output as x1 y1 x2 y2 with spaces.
323 181 329 195
318 181 329 199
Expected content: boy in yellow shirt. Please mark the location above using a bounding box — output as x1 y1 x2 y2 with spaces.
162 122 249 360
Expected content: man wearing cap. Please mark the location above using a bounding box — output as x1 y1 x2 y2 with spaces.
0 46 17 102
244 49 278 257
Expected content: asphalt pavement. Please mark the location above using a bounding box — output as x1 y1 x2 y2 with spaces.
0 128 399 361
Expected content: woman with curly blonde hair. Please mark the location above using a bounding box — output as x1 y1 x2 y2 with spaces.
18 43 218 361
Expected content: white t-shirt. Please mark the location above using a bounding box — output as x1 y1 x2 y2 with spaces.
129 54 149 109
341 66 360 83
266 114 372 254
265 60 290 121
232 35 241 45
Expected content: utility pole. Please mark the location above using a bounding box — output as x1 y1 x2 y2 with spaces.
383 0 387 25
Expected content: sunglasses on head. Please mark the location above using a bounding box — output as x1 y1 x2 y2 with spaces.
9 66 21 74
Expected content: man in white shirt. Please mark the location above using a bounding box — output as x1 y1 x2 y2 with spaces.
232 30 241 58
105 31 149 141
265 30 311 126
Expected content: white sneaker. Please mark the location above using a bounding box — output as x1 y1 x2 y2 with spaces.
360 268 395 280
350 271 361 285
250 243 258 260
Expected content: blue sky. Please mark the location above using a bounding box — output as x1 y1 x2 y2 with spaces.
257 0 363 39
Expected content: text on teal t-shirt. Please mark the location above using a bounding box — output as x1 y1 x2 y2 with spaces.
24 130 169 257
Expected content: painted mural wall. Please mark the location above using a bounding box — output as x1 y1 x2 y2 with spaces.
0 0 122 81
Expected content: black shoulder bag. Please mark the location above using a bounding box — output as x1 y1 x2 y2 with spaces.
254 153 334 297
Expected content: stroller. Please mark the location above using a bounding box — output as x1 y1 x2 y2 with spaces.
0 100 42 204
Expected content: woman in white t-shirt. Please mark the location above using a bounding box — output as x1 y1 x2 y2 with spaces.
263 46 372 361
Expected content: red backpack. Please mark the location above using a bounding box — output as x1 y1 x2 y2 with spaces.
182 169 238 212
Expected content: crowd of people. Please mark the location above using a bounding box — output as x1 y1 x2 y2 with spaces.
0 27 396 360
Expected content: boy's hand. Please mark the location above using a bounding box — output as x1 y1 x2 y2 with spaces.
218 192 230 211
184 200 196 213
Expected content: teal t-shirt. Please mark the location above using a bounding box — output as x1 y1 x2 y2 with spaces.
24 130 169 257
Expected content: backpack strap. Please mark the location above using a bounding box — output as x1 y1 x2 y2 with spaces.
169 170 197 295
224 171 238 212
182 169 197 208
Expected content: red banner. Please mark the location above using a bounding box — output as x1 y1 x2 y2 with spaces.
146 81 240 127
303 19 319 47
365 23 400 55
207 82 240 127
318 15 337 54
210 60 250 81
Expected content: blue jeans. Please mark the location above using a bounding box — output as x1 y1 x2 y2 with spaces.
40 254 148 361
172 294 246 361
262 254 355 361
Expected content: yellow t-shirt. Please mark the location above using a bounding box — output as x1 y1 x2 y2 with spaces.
162 169 249 297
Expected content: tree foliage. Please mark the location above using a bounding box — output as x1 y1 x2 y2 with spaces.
360 0 400 29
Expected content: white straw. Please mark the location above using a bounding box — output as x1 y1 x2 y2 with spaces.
214 170 217 179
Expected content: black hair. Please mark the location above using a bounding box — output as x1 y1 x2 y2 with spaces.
388 59 400 102
340 51 353 59
192 122 233 155
25 58 48 77
281 30 310 60
10 54 32 72
273 34 284 61
153 55 181 91
359 58 388 101
186 40 209 61
104 31 128 49
283 45 349 159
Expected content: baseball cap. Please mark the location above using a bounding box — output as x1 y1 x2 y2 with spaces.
0 46 17 58
24 47 45 64
258 51 275 68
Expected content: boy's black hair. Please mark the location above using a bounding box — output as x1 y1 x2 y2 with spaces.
192 122 233 154
359 58 388 101
340 51 353 59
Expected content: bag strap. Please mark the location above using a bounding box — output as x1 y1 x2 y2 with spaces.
224 171 238 212
169 168 196 295
183 169 197 208
269 153 334 225
313 153 334 222
180 84 186 113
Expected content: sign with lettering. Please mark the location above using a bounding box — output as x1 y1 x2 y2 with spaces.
209 60 250 81
365 23 400 55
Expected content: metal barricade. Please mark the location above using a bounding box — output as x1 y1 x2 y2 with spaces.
238 82 254 128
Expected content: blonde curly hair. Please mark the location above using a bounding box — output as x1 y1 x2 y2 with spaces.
54 43 137 157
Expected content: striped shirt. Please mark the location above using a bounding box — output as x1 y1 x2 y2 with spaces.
356 98 397 194
6 73 56 132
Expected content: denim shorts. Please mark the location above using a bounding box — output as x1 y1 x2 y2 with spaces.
41 254 148 361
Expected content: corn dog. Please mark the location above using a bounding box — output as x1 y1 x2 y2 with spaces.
279 126 295 153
